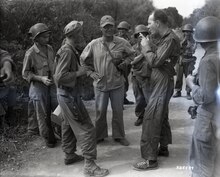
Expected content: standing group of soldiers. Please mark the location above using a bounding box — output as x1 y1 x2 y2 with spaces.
1 8 220 177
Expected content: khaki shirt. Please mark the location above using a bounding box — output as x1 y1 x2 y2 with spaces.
22 44 55 82
22 44 55 99
80 36 134 91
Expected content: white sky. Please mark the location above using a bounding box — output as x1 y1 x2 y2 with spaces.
153 0 206 17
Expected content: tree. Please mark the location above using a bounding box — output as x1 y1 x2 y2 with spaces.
163 7 183 28
184 0 220 27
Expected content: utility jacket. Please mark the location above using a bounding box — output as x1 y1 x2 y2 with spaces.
143 29 180 77
54 42 80 96
192 44 220 114
80 36 134 91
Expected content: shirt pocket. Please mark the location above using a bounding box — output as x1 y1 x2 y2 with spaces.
111 51 122 58
194 107 213 142
35 61 49 76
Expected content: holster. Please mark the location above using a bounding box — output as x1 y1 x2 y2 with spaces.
70 96 88 124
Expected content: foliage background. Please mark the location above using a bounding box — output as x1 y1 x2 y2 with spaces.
0 0 219 99
184 0 220 26
0 0 184 99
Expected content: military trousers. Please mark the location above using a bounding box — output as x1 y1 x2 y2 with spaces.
190 106 220 177
57 89 97 160
28 86 57 143
95 86 125 140
175 59 195 93
0 86 16 125
141 69 172 160
132 76 151 118
160 77 173 147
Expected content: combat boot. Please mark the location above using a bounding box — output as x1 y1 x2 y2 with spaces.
173 91 181 98
124 98 134 105
158 146 169 157
64 153 84 165
84 159 109 177
134 116 143 126
186 92 192 100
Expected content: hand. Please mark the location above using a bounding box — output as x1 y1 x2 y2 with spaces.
0 61 14 84
140 34 150 48
76 66 86 77
41 76 53 86
117 62 127 72
112 58 122 66
186 75 195 89
131 54 144 65
90 72 102 81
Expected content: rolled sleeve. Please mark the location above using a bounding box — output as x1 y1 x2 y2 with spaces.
22 53 36 83
80 42 94 76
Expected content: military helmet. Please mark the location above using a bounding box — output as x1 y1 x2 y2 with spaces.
182 24 193 32
117 21 130 30
134 24 149 38
194 16 220 42
28 23 50 40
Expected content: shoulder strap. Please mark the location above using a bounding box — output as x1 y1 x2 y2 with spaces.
102 42 115 59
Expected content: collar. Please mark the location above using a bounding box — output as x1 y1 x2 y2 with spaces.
161 28 172 40
33 43 50 53
205 43 219 56
33 43 40 53
100 35 117 44
65 41 79 56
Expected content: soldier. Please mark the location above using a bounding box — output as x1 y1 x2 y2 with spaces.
117 21 131 41
133 9 180 170
0 49 15 128
117 21 134 105
173 24 197 100
80 15 134 146
186 16 220 177
131 25 151 126
22 23 57 148
54 21 109 177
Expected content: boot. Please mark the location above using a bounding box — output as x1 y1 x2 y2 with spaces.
114 138 130 146
158 146 169 157
134 116 143 126
124 98 134 105
84 159 109 177
64 153 84 165
186 92 192 100
173 91 181 98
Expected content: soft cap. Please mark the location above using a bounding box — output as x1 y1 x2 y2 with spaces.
64 21 83 35
100 15 115 27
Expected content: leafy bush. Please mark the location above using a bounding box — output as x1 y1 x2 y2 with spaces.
0 0 184 101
